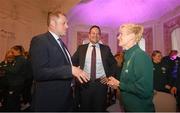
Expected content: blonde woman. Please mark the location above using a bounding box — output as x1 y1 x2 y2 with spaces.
107 23 154 112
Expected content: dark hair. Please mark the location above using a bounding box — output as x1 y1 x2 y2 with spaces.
169 50 178 57
47 9 65 26
11 45 25 56
24 51 30 59
152 50 161 57
89 25 101 35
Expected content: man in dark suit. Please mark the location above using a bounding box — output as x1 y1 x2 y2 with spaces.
29 9 89 112
72 25 117 111
163 50 180 109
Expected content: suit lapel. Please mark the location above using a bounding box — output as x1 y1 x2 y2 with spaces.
46 32 70 63
100 44 106 67
46 32 62 51
81 44 89 68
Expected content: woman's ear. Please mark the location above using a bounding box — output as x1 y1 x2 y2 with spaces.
129 33 137 42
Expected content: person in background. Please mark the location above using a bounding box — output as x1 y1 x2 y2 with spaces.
107 23 154 112
163 51 180 101
152 50 177 111
29 9 89 112
114 52 124 102
2 45 27 111
163 50 180 110
114 52 124 79
152 50 172 93
177 62 180 111
72 25 117 111
0 50 14 110
21 51 33 111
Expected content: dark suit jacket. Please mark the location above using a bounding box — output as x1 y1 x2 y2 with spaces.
72 43 117 110
29 32 73 111
177 64 180 91
72 43 117 77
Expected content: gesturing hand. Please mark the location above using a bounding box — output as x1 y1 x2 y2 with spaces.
72 66 90 83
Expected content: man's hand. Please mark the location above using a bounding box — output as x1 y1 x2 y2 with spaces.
72 66 90 83
100 76 109 84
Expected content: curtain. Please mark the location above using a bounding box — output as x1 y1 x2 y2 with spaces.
138 37 146 51
171 28 180 56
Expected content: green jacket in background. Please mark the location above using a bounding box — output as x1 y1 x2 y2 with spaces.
119 44 154 112
2 55 27 88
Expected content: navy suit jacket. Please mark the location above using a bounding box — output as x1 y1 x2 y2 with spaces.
30 32 73 111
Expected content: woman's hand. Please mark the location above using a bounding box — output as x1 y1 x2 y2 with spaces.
170 86 177 95
107 76 120 89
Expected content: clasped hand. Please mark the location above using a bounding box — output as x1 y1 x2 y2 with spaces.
100 76 120 89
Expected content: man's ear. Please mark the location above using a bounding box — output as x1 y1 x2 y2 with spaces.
49 17 56 27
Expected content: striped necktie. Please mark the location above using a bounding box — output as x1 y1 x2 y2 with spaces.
90 45 96 81
58 38 70 63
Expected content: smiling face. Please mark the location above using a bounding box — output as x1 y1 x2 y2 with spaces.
152 52 162 63
88 26 101 44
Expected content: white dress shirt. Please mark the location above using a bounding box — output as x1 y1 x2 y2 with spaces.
83 43 106 79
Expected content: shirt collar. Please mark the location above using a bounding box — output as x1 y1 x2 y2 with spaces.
49 31 61 41
123 44 140 59
125 44 139 54
88 42 100 48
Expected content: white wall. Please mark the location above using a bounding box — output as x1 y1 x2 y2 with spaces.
0 0 47 61
0 0 81 61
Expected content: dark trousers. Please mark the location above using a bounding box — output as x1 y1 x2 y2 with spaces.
22 79 33 104
78 80 107 112
3 85 23 111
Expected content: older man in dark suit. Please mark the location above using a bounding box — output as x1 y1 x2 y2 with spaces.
72 25 117 111
29 9 89 112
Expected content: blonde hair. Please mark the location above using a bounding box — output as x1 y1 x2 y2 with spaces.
47 8 65 26
120 23 144 42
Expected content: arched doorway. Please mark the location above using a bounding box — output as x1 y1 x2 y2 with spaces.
171 27 180 56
